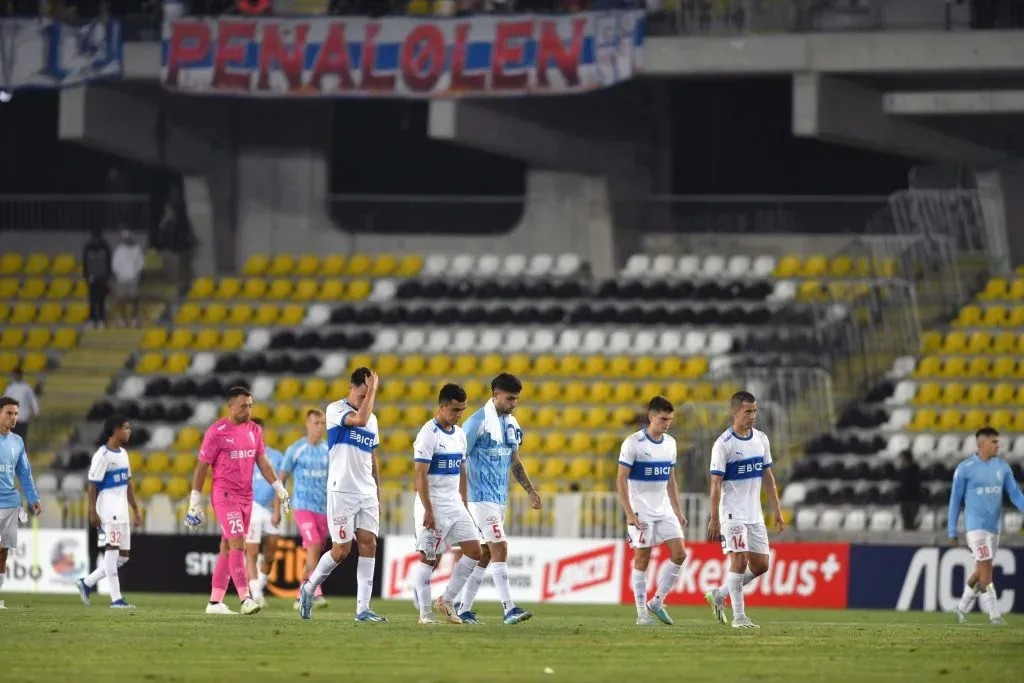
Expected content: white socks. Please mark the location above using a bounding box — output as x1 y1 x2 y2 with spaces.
727 572 745 617
460 565 487 612
443 555 479 604
248 579 263 601
957 582 981 613
631 569 647 617
978 584 1001 621
491 562 515 613
85 565 105 588
414 561 434 618
104 549 122 602
356 557 375 614
258 571 269 591
715 567 757 602
0 572 5 591
651 561 682 607
307 552 339 589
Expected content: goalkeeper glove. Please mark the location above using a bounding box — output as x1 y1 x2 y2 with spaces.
273 480 291 516
185 490 205 528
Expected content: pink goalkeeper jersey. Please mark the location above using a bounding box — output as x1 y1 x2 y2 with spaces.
199 418 265 498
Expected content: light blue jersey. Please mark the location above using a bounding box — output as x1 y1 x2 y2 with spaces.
281 438 329 514
0 430 38 510
463 404 522 505
252 447 283 509
948 454 1024 537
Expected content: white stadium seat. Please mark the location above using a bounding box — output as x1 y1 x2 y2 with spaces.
918 509 936 532
147 426 175 450
885 380 916 407
887 355 917 380
651 254 675 276
869 509 895 532
676 255 700 278
582 330 607 354
189 401 220 426
1004 512 1023 534
911 434 936 461
726 255 751 278
35 472 59 493
962 434 979 456
885 433 911 460
709 355 732 375
623 254 649 278
554 253 581 277
37 493 62 528
701 254 725 277
449 254 476 276
369 279 397 302
843 509 866 531
530 329 556 353
370 329 399 353
557 329 582 354
316 353 347 378
780 482 807 507
526 253 554 277
882 408 911 432
682 331 707 356
61 472 86 494
607 330 632 354
478 329 504 353
505 329 530 353
116 376 146 400
250 377 275 401
657 330 682 355
399 329 426 354
244 328 272 352
936 434 961 456
144 494 178 534
422 254 448 276
1012 436 1024 458
752 255 776 278
452 328 477 354
189 352 217 375
768 280 797 302
425 330 453 354
477 254 501 276
795 508 818 530
707 331 733 356
818 508 843 531
501 254 528 277
633 331 657 354
302 305 329 326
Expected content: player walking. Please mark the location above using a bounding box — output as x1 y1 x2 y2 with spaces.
411 384 483 625
185 387 291 615
948 427 1024 625
617 397 688 626
704 392 784 629
456 373 538 626
298 368 386 622
0 396 41 610
279 409 330 610
77 415 142 608
245 417 283 608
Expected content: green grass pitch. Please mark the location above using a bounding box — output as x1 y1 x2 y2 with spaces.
3 593 1022 682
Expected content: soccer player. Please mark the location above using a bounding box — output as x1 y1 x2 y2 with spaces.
185 387 291 616
279 409 330 609
77 415 142 608
298 368 386 622
948 426 1024 625
244 417 283 608
456 373 538 625
704 391 784 629
617 397 688 626
410 384 483 625
0 396 41 610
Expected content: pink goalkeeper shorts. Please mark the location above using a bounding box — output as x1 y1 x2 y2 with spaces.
294 509 329 548
213 490 253 540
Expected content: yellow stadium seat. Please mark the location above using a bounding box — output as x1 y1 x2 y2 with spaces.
966 383 990 405
386 431 413 453
942 383 966 404
940 357 966 378
561 407 584 430
242 254 270 276
250 404 270 423
64 302 88 324
406 379 433 402
318 280 344 301
376 405 401 428
229 304 253 325
18 278 45 300
991 383 1016 404
0 329 24 348
954 305 982 327
588 382 612 404
0 253 23 275
0 303 7 324
21 352 46 373
174 303 201 325
142 328 168 350
202 303 227 325
240 278 266 300
942 332 967 354
51 327 77 350
612 406 635 426
908 409 937 431
562 382 587 403
638 382 663 402
452 355 477 375
382 457 410 477
800 255 828 278
569 457 593 479
345 279 371 301
937 409 963 431
165 329 193 349
0 352 15 373
690 383 715 402
219 329 245 351
463 380 487 402
166 353 191 374
295 255 319 277
127 451 144 474
216 278 242 300
828 256 853 277
399 355 427 376
266 279 291 300
425 355 452 376
568 432 591 455
533 407 557 428
978 278 1008 301
348 353 373 371
683 357 708 378
267 255 296 277
137 477 164 499
9 302 36 324
346 254 372 276
540 432 567 455
254 304 280 325
403 406 430 428
1014 411 1024 430
966 357 990 378
1009 279 1024 300
519 432 542 453
774 255 801 278
293 279 318 301
913 382 941 404
538 381 561 403
192 329 218 350
664 382 688 403
533 355 557 375
608 356 632 377
613 383 636 404
1007 307 1024 328
982 306 1006 327
632 356 657 379
320 255 345 277
280 305 306 326
583 356 607 376
46 278 74 299
993 332 1016 354
374 377 400 401
395 254 423 277
963 409 988 431
34 302 61 325
475 354 501 377
165 477 191 500
989 410 1014 430
136 352 164 373
505 354 530 376
542 456 567 478
370 254 398 277
302 378 328 402
146 452 171 474
584 407 610 429
272 404 297 425
275 378 301 401
50 253 77 276
23 253 49 275
23 328 49 349
967 331 991 354
189 277 216 299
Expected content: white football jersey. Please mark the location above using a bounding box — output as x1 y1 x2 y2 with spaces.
709 428 772 524
618 429 677 519
86 446 131 523
325 399 380 496
413 419 467 512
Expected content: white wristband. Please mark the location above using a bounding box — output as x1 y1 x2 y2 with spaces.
272 480 286 497
189 490 201 507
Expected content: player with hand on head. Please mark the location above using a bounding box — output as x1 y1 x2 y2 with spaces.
704 391 784 629
279 409 330 610
244 417 284 608
456 373 538 626
77 415 142 608
298 368 386 622
0 396 41 610
410 384 483 625
185 387 291 615
949 427 1024 625
617 397 688 626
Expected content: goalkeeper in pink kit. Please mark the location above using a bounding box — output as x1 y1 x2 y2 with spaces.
185 387 291 615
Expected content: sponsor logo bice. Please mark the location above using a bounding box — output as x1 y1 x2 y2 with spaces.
621 542 849 608
541 544 617 600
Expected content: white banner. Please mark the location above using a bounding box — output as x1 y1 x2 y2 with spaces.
383 535 623 605
0 18 124 90
3 528 89 594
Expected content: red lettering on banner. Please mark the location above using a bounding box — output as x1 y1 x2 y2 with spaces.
362 23 396 92
387 552 454 598
621 542 849 609
400 24 445 94
450 24 484 93
165 22 211 88
258 22 310 92
536 17 584 89
213 20 256 90
541 544 616 600
309 23 354 92
492 20 533 91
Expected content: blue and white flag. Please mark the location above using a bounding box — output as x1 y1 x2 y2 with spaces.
0 18 124 91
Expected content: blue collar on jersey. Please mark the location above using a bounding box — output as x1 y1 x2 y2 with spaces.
642 429 664 445
434 419 455 435
730 429 754 441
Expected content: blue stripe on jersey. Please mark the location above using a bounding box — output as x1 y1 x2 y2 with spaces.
95 467 130 491
428 452 464 476
327 425 375 453
626 461 674 481
710 469 725 476
724 456 765 481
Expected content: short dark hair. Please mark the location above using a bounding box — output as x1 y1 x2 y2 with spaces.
976 427 999 440
351 367 372 387
306 409 324 418
103 415 129 441
730 391 756 411
251 417 264 428
226 386 252 401
491 373 522 394
439 383 467 404
0 396 19 410
648 396 674 414
11 370 22 380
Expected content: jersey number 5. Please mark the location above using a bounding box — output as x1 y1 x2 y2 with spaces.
491 523 502 540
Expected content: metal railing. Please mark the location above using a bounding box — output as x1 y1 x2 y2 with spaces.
0 194 152 233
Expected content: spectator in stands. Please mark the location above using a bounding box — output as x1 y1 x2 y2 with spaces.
155 190 196 296
0 371 39 445
111 229 145 328
897 451 922 531
83 228 113 328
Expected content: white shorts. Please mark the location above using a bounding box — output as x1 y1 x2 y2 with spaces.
468 502 507 544
966 530 999 562
99 521 131 551
327 491 379 544
0 507 20 549
245 502 280 544
627 516 684 549
721 521 769 555
414 502 480 560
